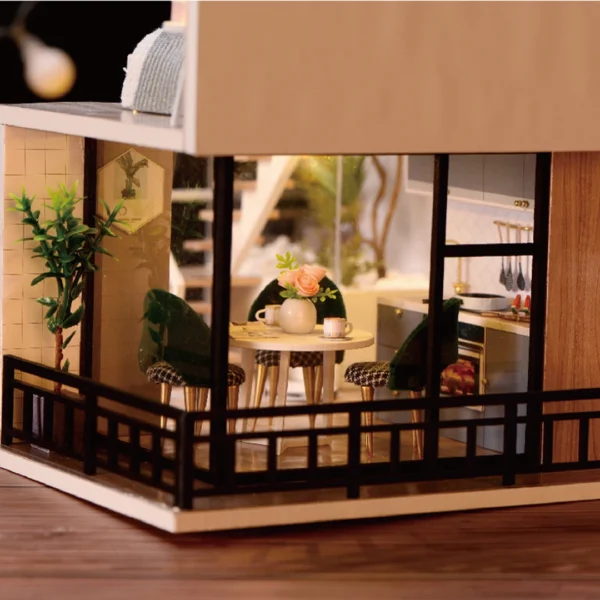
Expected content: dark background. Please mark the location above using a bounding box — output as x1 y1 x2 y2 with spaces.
0 1 171 103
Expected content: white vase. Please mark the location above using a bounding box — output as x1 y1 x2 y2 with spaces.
279 298 317 334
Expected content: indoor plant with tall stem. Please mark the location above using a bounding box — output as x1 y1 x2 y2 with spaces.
13 183 124 389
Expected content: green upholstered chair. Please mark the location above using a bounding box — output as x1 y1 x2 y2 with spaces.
139 289 245 434
344 298 461 457
247 276 346 430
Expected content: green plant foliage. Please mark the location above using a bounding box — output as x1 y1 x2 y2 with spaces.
12 183 124 371
275 252 299 271
291 156 375 286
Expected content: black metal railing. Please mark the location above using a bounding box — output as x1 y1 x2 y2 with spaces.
4 354 600 510
1 355 193 506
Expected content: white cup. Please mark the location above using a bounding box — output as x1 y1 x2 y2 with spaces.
323 317 353 339
255 304 281 326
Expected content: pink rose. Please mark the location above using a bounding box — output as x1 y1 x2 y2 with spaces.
295 272 320 297
278 269 299 289
300 264 327 283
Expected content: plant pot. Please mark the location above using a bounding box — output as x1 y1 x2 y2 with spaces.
279 298 317 334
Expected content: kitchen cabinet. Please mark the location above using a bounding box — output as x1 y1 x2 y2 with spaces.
405 154 535 211
480 328 529 453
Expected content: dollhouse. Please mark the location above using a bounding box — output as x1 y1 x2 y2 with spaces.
0 2 600 533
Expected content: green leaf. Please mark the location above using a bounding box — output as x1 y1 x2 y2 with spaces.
15 237 33 244
47 316 58 334
61 358 70 373
30 272 63 287
33 234 50 242
62 331 76 349
99 198 111 216
45 305 58 320
36 297 57 307
66 225 93 237
95 246 114 258
71 281 85 299
62 303 85 328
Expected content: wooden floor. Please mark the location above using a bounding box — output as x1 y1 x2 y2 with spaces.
3 469 600 599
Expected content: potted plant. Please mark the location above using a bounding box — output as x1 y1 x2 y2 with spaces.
12 183 124 443
291 155 403 284
276 252 338 334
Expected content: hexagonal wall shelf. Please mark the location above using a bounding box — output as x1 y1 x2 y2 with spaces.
97 149 165 234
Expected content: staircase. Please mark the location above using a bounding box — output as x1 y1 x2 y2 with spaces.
169 155 301 322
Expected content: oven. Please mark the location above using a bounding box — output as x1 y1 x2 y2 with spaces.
440 322 486 410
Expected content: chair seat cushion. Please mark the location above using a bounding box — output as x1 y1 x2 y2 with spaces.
147 361 245 387
227 364 246 387
344 361 390 388
255 350 323 369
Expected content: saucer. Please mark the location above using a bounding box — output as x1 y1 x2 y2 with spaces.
319 335 351 341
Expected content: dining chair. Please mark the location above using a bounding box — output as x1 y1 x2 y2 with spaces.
138 289 245 434
246 276 346 430
344 298 461 458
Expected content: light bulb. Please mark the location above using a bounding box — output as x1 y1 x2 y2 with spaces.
20 34 76 100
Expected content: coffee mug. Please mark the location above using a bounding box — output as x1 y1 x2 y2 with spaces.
323 317 353 338
255 304 281 326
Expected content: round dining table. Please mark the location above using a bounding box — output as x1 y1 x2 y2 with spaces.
229 323 374 454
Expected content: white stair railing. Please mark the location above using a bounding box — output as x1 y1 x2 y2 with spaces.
230 156 300 274
169 251 186 299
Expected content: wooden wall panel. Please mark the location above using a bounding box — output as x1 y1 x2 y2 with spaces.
192 2 600 155
544 152 600 462
93 143 172 402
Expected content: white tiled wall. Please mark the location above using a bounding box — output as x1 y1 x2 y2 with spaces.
361 156 534 298
2 126 84 386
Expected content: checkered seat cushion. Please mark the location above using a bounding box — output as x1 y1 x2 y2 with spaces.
344 361 390 388
146 361 245 387
255 350 323 369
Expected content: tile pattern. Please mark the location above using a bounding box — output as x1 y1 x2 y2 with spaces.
2 127 84 387
444 199 534 297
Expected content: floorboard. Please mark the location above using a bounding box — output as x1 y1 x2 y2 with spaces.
2 468 600 599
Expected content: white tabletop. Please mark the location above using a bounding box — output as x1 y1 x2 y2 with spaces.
229 323 374 352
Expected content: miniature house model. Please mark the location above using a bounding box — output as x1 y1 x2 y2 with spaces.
1 2 600 533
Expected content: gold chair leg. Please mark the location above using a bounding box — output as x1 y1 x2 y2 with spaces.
361 385 375 457
160 383 172 430
228 386 240 435
409 390 424 460
197 388 209 435
267 366 279 428
314 365 323 405
183 387 199 435
302 367 316 428
183 386 199 411
250 364 268 433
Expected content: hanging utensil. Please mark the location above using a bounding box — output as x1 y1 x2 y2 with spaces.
524 227 532 291
504 223 513 291
516 225 526 291
497 222 506 287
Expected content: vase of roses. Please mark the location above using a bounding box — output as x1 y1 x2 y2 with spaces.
276 252 338 334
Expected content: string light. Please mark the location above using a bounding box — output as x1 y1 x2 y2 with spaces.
2 2 76 99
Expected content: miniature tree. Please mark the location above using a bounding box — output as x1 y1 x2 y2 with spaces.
292 155 372 286
292 155 403 283
12 183 124 387
363 155 403 279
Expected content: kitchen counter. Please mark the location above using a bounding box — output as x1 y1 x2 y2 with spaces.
377 296 530 337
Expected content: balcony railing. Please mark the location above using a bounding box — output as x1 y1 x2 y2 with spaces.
3 354 600 510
